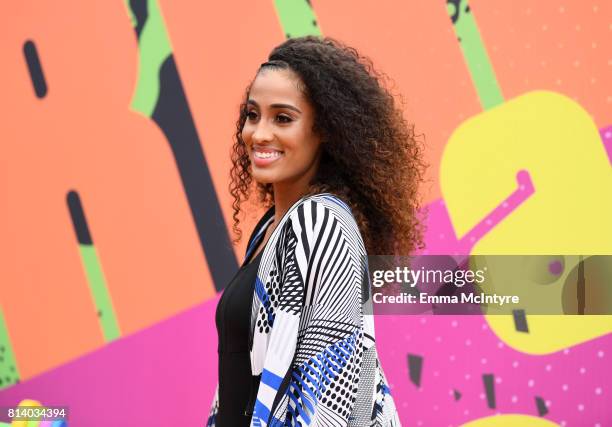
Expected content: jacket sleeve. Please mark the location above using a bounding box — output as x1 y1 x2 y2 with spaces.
266 199 367 426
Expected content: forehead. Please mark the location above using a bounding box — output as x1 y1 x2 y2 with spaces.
248 68 308 105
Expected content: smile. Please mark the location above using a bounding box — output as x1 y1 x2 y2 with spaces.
254 151 283 159
252 148 284 167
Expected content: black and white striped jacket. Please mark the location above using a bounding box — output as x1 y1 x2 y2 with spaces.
208 193 400 427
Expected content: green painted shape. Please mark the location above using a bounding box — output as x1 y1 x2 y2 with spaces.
0 308 20 390
0 422 10 426
274 0 322 38
448 0 504 110
80 244 121 342
128 0 173 117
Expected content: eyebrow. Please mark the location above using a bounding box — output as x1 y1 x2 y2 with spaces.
247 99 302 114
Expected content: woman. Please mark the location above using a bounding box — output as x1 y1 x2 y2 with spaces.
211 36 424 427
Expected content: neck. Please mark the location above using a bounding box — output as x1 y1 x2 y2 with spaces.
272 172 317 224
271 152 322 224
272 183 308 224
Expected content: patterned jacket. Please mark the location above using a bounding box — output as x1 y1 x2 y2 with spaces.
208 193 401 426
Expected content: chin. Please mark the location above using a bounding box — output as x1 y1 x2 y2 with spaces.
252 171 279 185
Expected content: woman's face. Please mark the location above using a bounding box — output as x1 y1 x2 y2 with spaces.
242 68 322 190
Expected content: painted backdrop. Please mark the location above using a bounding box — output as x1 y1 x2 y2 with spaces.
1 0 611 426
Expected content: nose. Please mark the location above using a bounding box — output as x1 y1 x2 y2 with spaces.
251 119 274 145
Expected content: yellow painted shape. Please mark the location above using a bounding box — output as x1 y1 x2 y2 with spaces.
485 314 611 355
11 399 41 427
461 414 558 427
469 255 580 316
441 90 611 252
440 90 612 354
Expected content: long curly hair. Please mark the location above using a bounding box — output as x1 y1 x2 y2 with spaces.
230 36 426 256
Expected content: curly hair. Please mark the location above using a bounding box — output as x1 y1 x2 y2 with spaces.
229 36 426 256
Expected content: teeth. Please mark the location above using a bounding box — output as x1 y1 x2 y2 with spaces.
255 151 282 159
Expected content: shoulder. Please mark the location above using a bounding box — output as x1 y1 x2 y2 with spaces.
305 193 355 219
285 193 365 253
286 192 353 225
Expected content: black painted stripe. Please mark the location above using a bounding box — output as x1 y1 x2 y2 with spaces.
577 256 585 314
129 0 148 39
67 191 93 245
512 309 529 333
23 40 47 98
152 56 238 290
482 373 496 409
407 353 423 387
535 396 548 416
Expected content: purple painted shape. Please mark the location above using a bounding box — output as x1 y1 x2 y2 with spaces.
376 315 612 426
601 125 612 166
419 170 534 257
548 260 563 275
1 145 610 426
0 296 220 426
0 275 609 426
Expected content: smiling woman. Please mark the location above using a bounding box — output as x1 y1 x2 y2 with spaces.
242 67 322 204
210 36 424 427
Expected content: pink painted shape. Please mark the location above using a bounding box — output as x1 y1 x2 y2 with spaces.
418 170 534 256
376 315 612 426
0 296 220 426
601 125 612 166
0 286 609 426
2 150 611 426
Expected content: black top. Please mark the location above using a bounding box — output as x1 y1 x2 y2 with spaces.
215 207 274 426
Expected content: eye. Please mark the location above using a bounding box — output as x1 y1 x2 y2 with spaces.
246 110 258 121
276 114 293 124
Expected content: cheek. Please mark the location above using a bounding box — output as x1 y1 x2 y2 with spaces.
287 130 318 156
